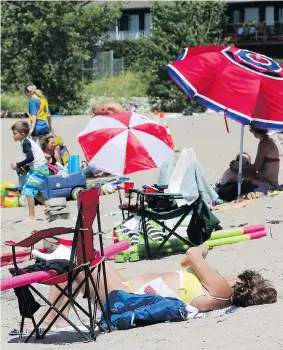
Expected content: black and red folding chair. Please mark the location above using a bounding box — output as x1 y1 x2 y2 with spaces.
0 187 126 343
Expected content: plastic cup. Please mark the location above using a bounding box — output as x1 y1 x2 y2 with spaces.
124 181 134 198
146 186 158 194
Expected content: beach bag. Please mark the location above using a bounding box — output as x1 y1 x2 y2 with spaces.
100 290 188 330
186 199 220 245
14 286 41 318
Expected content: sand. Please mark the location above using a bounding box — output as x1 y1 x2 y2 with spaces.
1 113 283 349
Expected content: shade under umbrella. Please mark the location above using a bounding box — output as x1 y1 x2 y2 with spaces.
78 112 174 175
168 45 283 195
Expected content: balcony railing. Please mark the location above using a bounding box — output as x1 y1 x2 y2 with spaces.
225 21 283 44
107 30 151 41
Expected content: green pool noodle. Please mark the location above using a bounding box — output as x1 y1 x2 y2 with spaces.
209 228 244 240
206 234 250 247
114 233 254 262
115 240 190 262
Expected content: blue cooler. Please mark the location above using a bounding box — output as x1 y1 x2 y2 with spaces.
68 155 80 174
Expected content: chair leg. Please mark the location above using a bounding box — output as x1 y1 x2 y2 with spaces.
88 266 112 332
150 213 191 258
83 267 96 340
101 260 112 331
26 283 90 343
141 216 150 259
18 315 25 343
17 286 42 343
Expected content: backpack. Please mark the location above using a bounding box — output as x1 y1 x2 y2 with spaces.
100 290 188 330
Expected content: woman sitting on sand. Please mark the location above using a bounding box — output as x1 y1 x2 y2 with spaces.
217 127 280 200
40 134 62 167
10 245 277 334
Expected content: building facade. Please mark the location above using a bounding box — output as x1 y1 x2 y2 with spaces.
225 1 283 57
84 1 283 57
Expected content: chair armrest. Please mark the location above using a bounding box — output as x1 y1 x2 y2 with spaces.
4 227 75 248
138 191 184 199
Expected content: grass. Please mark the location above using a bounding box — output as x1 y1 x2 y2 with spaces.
83 72 147 101
1 73 148 114
1 92 27 113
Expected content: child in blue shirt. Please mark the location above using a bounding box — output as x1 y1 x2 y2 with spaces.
11 121 49 223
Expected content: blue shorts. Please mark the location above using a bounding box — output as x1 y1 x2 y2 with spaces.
33 120 50 137
22 165 49 198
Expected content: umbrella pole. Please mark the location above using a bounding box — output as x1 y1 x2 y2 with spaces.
237 124 245 197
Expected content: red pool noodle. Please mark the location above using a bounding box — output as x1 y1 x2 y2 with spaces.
0 271 56 291
104 240 130 259
0 241 130 291
249 231 267 240
1 248 47 262
243 225 265 234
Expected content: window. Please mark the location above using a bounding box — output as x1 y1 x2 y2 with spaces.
279 8 283 23
265 6 274 26
129 15 139 32
119 15 130 31
144 13 152 31
244 7 259 23
233 10 240 24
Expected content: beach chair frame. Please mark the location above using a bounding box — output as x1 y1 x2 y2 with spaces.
133 190 195 259
4 187 112 343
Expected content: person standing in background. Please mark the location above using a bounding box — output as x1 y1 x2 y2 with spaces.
24 83 53 141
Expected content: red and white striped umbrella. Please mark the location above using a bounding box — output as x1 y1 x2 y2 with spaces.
78 112 174 175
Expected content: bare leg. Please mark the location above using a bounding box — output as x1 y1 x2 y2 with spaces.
219 169 238 186
36 192 49 209
243 176 274 190
26 196 36 220
20 283 71 331
76 262 131 305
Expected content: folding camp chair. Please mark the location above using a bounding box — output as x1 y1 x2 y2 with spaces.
2 187 112 343
128 148 219 259
117 185 140 221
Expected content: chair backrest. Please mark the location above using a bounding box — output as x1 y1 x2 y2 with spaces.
76 187 100 265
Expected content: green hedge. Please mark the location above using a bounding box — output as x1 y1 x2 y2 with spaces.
103 39 149 72
1 93 27 113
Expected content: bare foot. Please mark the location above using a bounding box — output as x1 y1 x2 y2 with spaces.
19 217 36 224
9 317 70 335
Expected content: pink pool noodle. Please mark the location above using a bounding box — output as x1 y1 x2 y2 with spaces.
243 225 265 234
0 242 130 291
249 231 267 240
0 271 56 291
104 240 130 259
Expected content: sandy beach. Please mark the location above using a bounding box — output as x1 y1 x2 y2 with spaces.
1 113 283 349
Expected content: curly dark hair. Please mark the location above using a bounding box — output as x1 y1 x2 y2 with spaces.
232 270 277 308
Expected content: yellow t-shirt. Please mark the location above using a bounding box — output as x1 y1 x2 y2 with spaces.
28 94 49 121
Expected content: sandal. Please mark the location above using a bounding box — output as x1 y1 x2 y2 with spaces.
9 327 45 336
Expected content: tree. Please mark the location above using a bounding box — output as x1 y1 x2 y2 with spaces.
139 1 229 112
1 1 121 113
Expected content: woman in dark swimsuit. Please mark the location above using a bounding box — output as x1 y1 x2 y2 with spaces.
230 127 280 190
219 127 280 193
